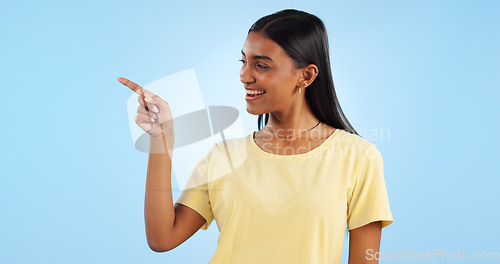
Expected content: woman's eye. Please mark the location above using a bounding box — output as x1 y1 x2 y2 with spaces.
238 59 268 69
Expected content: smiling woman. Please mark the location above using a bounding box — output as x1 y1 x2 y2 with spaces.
123 8 394 264
245 10 354 136
240 31 312 114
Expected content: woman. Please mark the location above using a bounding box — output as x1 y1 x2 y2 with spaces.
118 9 393 264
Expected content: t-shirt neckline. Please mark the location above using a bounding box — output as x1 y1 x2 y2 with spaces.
248 128 342 158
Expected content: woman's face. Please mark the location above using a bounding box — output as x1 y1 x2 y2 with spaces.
240 31 302 115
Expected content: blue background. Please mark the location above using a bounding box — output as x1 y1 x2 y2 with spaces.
1 0 498 263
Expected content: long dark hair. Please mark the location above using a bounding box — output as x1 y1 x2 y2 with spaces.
249 9 359 136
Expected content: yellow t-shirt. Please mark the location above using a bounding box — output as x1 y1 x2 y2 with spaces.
175 128 393 263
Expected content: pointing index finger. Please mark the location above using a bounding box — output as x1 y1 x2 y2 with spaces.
117 77 154 97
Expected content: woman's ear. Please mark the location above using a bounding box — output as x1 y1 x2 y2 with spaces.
301 64 319 86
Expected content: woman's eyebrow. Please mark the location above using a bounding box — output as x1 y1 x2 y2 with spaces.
241 50 274 61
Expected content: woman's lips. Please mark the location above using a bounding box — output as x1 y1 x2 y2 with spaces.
245 91 266 101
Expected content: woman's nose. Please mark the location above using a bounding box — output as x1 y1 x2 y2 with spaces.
240 65 255 84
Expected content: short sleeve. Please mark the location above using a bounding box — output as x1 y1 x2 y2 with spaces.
347 145 394 230
174 146 215 230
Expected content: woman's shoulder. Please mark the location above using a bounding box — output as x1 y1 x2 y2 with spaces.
332 127 379 156
211 135 249 156
209 136 249 180
213 134 248 147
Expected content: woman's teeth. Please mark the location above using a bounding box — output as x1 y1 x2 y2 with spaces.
247 90 266 96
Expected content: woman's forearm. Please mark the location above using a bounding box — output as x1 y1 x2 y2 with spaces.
144 135 175 252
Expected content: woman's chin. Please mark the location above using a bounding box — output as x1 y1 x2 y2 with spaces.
246 107 264 116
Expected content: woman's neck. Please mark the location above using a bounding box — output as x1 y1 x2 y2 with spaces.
265 104 321 140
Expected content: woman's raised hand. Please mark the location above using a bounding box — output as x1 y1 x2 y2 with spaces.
118 77 175 152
